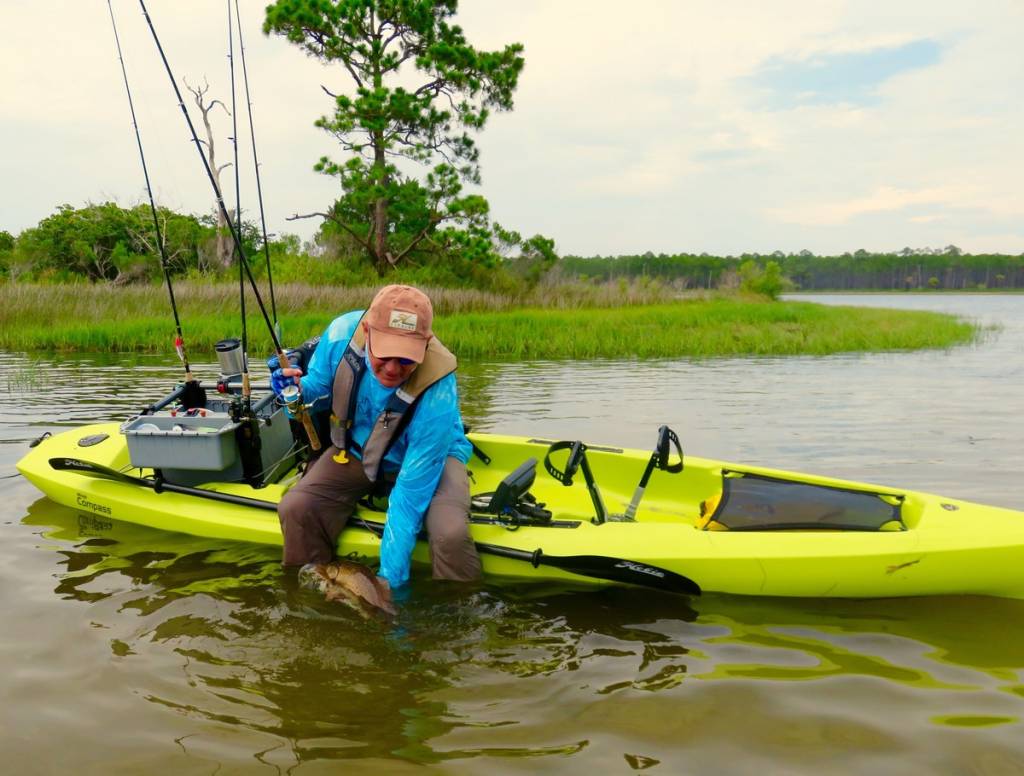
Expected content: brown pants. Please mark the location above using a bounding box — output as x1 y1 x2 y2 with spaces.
278 446 481 582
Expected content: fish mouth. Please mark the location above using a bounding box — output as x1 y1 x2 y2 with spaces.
297 562 330 591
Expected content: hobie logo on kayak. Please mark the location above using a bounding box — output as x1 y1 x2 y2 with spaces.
615 560 665 578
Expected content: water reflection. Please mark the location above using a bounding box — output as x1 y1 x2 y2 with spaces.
27 498 465 764
21 493 1024 770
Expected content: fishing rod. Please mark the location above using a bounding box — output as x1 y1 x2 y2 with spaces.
225 0 251 405
234 0 279 340
106 0 204 407
137 0 320 450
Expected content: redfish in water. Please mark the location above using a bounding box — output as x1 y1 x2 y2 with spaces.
299 560 396 617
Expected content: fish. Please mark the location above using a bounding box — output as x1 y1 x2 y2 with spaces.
298 560 397 618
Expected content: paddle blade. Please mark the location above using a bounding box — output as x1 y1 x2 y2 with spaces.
477 542 701 596
49 457 134 483
548 553 701 595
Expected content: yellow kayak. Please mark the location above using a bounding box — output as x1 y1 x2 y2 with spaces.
17 420 1024 599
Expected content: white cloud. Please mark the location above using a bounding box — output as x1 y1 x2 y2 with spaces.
767 185 978 226
2 0 1022 255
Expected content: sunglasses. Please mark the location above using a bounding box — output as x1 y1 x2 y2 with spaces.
367 332 415 366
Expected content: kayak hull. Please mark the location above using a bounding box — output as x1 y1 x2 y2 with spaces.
17 422 1024 599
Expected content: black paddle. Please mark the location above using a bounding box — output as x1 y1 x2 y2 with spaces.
49 457 701 595
49 457 279 509
477 542 701 595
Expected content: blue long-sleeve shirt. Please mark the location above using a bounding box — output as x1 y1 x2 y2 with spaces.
299 310 471 587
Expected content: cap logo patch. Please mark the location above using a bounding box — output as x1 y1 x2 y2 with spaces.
388 310 418 331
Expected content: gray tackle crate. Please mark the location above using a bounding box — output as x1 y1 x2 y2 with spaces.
123 400 296 486
124 413 241 471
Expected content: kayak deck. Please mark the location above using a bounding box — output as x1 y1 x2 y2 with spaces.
17 422 1024 599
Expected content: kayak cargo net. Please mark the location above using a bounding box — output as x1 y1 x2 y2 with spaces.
698 470 905 531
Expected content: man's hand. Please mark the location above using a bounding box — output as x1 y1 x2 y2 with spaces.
270 366 303 398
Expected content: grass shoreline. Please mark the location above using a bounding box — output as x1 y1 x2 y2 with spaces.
0 282 979 360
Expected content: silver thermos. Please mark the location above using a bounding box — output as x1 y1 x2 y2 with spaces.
215 338 244 381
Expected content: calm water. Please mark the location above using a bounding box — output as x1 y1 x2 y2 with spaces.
3 294 1024 774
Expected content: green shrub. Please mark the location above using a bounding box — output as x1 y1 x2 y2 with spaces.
739 260 789 300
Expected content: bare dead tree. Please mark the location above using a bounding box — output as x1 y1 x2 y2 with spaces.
128 214 187 274
184 77 234 269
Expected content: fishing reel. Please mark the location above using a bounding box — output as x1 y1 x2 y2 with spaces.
279 385 305 417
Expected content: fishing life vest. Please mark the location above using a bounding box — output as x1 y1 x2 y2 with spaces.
329 319 456 482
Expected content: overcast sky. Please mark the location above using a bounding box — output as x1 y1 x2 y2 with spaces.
2 1 1022 257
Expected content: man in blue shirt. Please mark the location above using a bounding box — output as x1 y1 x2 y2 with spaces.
272 285 481 594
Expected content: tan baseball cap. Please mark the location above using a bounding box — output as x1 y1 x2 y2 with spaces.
364 284 434 363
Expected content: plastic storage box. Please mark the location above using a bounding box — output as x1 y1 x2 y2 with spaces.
123 413 240 471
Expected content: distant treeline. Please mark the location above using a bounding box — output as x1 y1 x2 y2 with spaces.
4 205 1022 293
560 248 1024 291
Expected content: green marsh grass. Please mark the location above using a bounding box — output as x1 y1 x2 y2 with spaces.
441 299 978 359
0 282 978 359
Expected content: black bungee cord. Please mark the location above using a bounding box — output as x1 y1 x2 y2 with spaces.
106 0 202 402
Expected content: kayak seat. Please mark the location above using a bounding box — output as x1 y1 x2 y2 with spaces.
696 470 906 531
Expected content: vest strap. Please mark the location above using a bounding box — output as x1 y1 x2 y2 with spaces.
329 316 457 481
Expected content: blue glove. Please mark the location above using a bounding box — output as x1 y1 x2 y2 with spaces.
270 368 299 398
266 351 300 371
